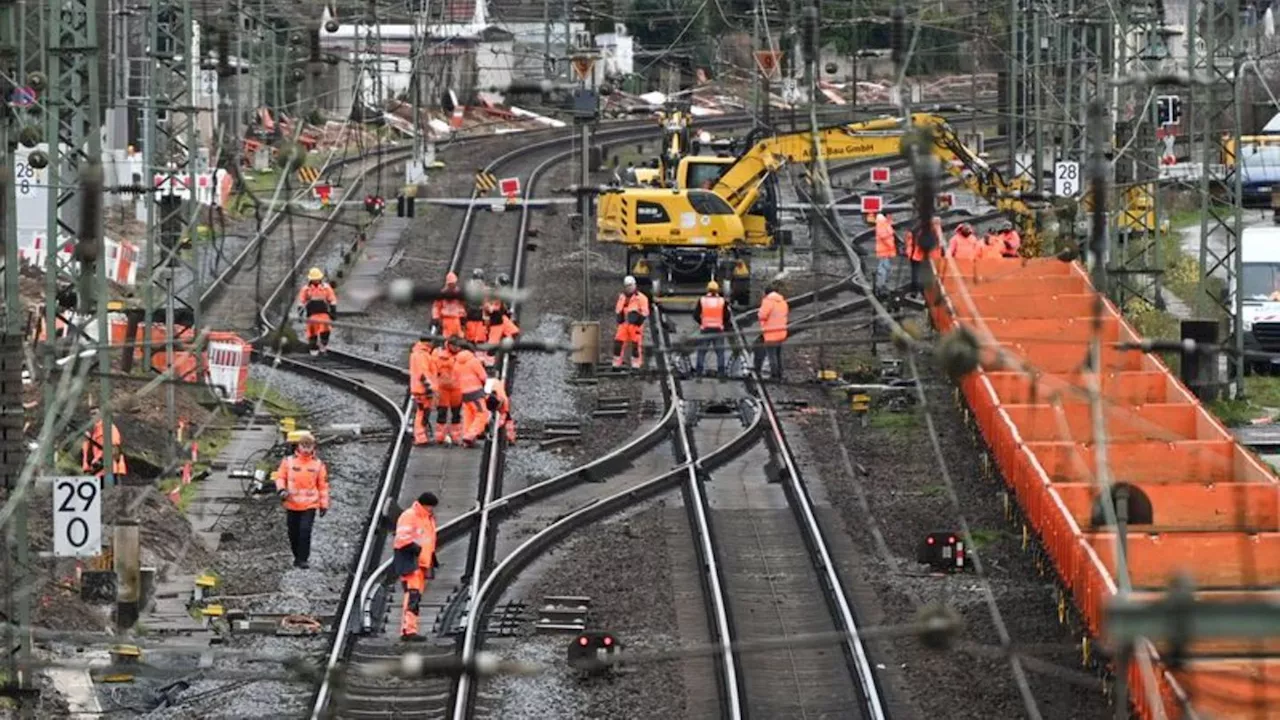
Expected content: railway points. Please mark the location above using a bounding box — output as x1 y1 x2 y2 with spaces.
11 3 1280 718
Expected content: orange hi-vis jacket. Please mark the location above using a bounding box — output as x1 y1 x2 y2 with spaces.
874 215 897 259
431 347 460 391
947 231 983 260
432 287 466 336
695 294 726 330
409 341 434 396
615 291 650 325
297 282 337 318
394 501 437 568
455 349 489 397
998 229 1022 257
758 291 789 343
83 420 126 476
275 452 330 511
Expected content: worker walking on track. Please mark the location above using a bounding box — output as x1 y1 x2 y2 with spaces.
464 268 489 344
82 411 126 480
485 377 518 444
409 335 436 445
946 224 983 261
297 268 337 355
431 337 465 445
753 280 789 381
456 340 492 447
432 272 466 339
274 431 329 569
692 280 727 376
873 213 899 293
613 276 650 370
393 491 439 641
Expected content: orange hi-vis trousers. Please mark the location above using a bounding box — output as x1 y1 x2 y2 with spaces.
412 393 433 444
613 323 644 368
400 567 427 636
461 390 491 444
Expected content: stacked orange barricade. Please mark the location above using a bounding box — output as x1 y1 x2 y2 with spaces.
930 256 1280 719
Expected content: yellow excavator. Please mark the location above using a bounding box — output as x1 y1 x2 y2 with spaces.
597 112 1037 305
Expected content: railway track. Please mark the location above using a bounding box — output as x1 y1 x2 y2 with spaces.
189 106 1011 719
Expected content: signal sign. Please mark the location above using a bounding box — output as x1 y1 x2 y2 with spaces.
755 50 782 79
870 167 891 185
499 177 521 198
860 195 882 214
937 192 954 210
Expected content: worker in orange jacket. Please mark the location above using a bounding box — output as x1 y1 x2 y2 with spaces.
613 275 650 370
432 272 466 339
274 431 329 569
463 268 489 344
82 414 126 480
485 377 518 444
753 280 789 381
408 336 436 445
995 221 1022 257
431 337 465 445
393 491 438 641
481 273 520 368
692 280 727 376
873 213 899 292
297 267 337 355
456 341 491 447
947 224 983 261
906 218 945 293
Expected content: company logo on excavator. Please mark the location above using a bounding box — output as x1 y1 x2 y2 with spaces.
827 143 878 158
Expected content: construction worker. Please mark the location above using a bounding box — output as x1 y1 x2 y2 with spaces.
456 340 491 447
996 221 1022 258
463 268 489 344
393 491 438 641
431 272 466 339
481 273 520 368
296 268 337 355
873 213 898 292
409 335 436 445
613 276 650 370
692 280 727 376
754 280 789 381
485 377 518 444
431 337 465 445
946 224 983 261
82 412 126 480
274 431 329 569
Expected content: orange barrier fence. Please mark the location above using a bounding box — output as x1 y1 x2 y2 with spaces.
929 256 1280 719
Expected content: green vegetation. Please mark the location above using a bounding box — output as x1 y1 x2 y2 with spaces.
867 409 919 429
1207 377 1280 427
157 478 197 512
243 377 303 417
1243 376 1280 408
967 528 1011 550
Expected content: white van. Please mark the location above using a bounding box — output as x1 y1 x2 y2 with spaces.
1239 226 1280 370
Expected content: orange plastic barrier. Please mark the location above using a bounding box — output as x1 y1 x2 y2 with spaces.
930 257 1280 719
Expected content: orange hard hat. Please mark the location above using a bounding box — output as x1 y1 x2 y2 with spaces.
445 271 458 285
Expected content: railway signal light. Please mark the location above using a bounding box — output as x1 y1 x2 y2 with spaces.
567 631 621 674
364 195 385 215
918 531 966 572
1156 95 1182 126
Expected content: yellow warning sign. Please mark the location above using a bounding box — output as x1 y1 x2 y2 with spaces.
474 170 497 194
297 166 320 184
571 55 596 81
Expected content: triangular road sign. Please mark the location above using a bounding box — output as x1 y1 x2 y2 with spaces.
755 50 782 79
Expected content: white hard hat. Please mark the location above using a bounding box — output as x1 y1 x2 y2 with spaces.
623 275 637 287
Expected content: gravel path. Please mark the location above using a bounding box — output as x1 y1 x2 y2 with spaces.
778 297 1111 720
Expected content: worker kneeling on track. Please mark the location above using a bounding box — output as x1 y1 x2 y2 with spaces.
409 335 436 445
613 275 650 370
297 268 337 355
693 280 727 376
485 377 517 444
482 273 520 368
431 337 466 445
393 491 439 642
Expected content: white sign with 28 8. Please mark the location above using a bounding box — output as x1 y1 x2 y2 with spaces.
52 476 102 558
1054 160 1081 197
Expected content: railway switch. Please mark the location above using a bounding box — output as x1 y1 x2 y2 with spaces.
917 532 967 572
567 631 621 674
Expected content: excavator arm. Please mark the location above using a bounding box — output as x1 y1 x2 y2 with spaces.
705 113 1038 247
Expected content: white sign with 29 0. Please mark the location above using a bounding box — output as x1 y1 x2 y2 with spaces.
52 476 102 557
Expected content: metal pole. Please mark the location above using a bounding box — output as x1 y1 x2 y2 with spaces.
543 0 551 79
581 119 591 318
1007 0 1018 177
1032 6 1044 196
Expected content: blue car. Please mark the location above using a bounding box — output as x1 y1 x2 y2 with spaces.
1239 146 1280 208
